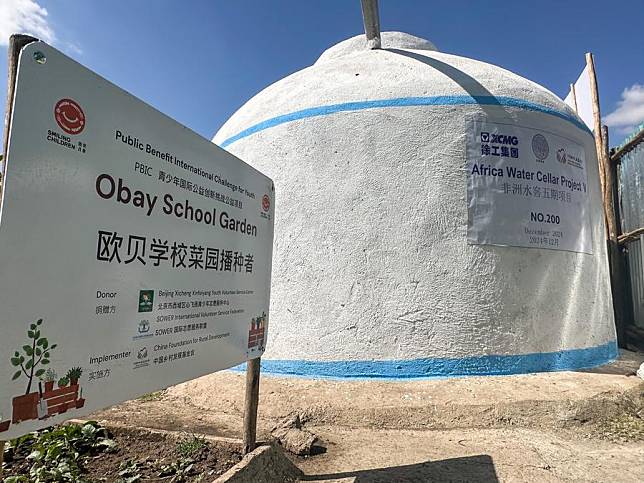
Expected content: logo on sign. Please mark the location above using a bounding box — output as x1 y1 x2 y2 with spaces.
134 347 150 369
138 290 154 313
262 194 270 212
54 99 85 135
133 319 152 341
531 134 549 162
556 148 567 164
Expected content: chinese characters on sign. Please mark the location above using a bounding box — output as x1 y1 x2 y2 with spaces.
96 231 254 272
158 169 243 209
500 182 572 203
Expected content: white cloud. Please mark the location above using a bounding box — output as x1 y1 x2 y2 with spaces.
605 84 644 134
0 0 55 46
65 42 82 55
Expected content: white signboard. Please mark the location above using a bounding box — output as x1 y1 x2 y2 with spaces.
0 41 274 439
563 65 594 131
467 118 592 254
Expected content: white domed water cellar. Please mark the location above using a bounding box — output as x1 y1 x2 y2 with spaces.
213 30 618 378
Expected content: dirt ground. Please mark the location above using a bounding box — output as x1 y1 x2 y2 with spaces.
88 351 644 482
294 426 644 482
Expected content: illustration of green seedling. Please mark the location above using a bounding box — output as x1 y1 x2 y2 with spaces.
10 319 57 395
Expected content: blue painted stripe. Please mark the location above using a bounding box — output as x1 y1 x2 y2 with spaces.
220 95 591 148
231 340 618 380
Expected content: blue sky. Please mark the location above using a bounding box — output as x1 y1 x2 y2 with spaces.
1 0 643 147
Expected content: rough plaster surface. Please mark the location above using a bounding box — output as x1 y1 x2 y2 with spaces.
315 31 437 65
213 33 616 376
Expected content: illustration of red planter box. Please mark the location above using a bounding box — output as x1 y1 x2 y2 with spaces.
12 392 39 423
248 315 266 349
248 327 265 348
44 384 79 416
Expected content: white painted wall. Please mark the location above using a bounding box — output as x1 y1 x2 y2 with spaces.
213 33 616 375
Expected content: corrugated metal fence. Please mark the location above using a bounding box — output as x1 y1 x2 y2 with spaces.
626 236 644 328
617 129 644 345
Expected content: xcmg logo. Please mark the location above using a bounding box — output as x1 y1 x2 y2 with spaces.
480 132 519 145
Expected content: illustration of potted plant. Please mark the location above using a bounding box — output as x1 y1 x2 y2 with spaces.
66 367 83 386
41 369 57 392
0 413 10 432
10 318 57 423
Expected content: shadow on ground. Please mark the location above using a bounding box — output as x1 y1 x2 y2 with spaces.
300 454 498 482
577 349 644 376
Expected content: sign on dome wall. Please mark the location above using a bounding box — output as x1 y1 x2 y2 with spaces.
466 118 592 254
0 41 274 439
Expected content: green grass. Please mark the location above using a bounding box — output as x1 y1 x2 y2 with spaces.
176 435 208 458
137 390 164 402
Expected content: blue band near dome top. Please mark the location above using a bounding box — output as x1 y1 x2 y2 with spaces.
219 95 591 148
231 339 617 379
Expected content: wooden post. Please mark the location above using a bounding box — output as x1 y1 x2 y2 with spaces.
586 52 609 222
0 440 5 480
602 126 619 245
602 126 626 346
587 51 627 346
570 83 578 113
2 35 37 200
242 357 261 454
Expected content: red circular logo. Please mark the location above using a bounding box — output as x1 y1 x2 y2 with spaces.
54 98 85 135
262 194 270 212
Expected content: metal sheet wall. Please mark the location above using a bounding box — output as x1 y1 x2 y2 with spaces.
619 142 644 329
619 142 644 233
626 236 644 328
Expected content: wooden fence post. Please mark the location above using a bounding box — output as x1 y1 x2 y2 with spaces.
586 52 609 224
2 35 37 200
602 126 619 247
243 357 261 454
602 126 626 346
1 440 5 479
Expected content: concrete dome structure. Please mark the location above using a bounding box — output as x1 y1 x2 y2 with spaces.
214 32 617 378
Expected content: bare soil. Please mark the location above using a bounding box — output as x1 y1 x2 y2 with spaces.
294 426 644 482
90 355 644 439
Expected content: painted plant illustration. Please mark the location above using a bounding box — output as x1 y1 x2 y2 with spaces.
4 318 86 429
10 318 57 394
